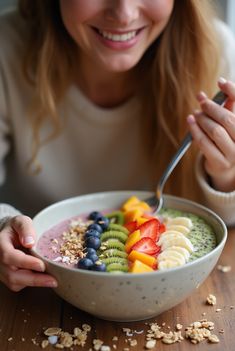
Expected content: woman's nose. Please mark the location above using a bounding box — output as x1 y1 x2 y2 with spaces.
104 0 139 26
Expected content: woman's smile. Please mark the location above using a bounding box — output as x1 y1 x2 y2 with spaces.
91 26 147 50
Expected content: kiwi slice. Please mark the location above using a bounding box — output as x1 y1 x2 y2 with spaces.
100 249 128 259
106 211 125 225
106 263 129 273
99 239 125 251
101 257 128 265
100 230 128 244
107 223 129 235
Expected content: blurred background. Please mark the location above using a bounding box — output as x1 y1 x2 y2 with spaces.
0 0 234 35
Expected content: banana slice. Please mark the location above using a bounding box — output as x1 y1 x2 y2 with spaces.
166 225 190 236
158 259 183 270
157 231 186 246
157 250 186 265
165 246 191 262
159 234 194 252
166 217 193 229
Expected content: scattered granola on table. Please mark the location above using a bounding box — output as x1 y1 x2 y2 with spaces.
217 264 232 272
206 294 217 305
34 311 226 349
185 319 219 344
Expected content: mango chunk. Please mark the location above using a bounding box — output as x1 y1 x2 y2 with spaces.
124 208 144 223
129 259 154 273
125 230 141 253
136 216 150 226
128 250 157 268
122 196 140 212
122 196 150 212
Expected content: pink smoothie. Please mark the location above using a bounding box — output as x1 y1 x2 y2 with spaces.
36 214 89 267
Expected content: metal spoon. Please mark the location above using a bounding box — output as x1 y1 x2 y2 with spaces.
145 90 227 215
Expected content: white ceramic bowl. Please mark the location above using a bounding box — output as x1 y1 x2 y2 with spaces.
31 191 227 322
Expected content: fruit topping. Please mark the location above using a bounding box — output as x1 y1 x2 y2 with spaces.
77 258 94 270
128 250 157 268
129 259 154 273
138 218 161 242
131 237 161 256
85 236 101 250
106 211 125 225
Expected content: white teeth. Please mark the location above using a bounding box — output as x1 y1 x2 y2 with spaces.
98 29 137 42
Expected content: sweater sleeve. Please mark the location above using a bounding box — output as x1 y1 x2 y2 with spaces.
196 154 235 226
0 203 21 221
0 65 11 186
0 47 17 219
0 69 22 219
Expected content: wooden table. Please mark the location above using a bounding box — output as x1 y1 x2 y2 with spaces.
0 229 234 351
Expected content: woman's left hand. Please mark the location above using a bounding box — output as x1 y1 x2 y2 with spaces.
187 78 235 192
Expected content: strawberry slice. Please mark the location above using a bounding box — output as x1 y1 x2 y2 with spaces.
138 218 161 242
131 237 161 256
124 220 138 234
159 222 166 234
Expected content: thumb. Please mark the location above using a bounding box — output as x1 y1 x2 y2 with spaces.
11 215 36 248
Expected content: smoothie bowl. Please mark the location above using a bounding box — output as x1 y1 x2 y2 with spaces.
31 191 227 322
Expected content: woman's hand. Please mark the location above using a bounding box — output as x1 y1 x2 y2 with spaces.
0 215 58 291
187 78 235 192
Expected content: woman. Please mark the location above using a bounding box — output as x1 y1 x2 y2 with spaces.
0 0 235 291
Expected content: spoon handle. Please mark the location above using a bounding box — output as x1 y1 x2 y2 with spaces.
156 90 227 208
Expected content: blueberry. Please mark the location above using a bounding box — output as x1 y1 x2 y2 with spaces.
87 223 103 233
92 262 106 272
84 229 101 240
86 253 99 263
85 247 97 255
88 211 102 221
85 236 101 250
77 258 94 270
95 216 109 230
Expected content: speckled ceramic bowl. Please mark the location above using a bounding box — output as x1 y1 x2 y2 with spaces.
31 191 227 322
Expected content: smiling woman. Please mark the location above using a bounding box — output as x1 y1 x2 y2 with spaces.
0 0 235 291
59 0 174 72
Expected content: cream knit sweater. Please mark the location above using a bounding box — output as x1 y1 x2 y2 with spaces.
1 10 235 225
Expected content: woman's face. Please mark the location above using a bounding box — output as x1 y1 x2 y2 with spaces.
60 0 174 73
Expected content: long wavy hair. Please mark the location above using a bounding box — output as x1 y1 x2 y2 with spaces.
18 0 220 201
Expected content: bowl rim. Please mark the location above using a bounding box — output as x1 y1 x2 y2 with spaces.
31 191 227 278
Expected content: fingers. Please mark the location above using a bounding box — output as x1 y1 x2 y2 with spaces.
193 110 235 164
218 77 235 100
10 215 36 248
0 265 58 292
187 79 235 171
196 91 235 141
187 114 230 173
0 215 58 292
0 242 45 272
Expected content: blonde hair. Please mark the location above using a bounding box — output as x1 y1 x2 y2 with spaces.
19 0 220 201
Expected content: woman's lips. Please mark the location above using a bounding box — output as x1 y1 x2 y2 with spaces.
91 26 146 50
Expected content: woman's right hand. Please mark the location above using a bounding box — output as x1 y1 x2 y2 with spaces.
0 215 58 291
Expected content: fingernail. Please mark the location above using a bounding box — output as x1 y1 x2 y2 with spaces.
187 114 196 124
36 262 45 272
44 280 58 288
197 91 207 101
193 109 201 115
24 236 35 245
218 77 227 85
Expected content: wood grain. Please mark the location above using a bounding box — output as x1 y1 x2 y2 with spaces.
0 230 234 350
